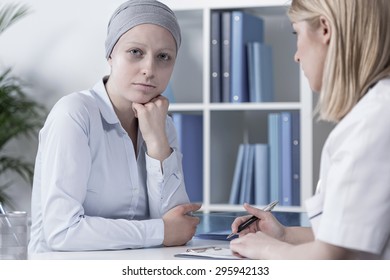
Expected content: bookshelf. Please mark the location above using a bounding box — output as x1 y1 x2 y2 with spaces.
161 0 315 213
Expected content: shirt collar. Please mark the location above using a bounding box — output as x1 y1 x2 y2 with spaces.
90 77 119 125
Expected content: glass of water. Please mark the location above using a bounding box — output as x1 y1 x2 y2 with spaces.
0 211 28 260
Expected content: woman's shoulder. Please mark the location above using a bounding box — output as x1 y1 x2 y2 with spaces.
50 90 99 117
55 90 96 109
330 78 390 142
44 90 101 129
358 78 390 117
344 78 390 119
366 78 390 102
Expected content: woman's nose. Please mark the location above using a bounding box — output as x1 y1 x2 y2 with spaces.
141 57 155 78
294 52 300 63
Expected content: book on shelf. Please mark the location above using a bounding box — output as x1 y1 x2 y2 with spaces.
268 111 301 207
230 11 264 103
229 144 245 205
221 11 232 103
253 143 269 205
291 111 300 206
229 143 268 206
281 112 293 206
247 42 274 103
228 112 300 207
239 144 255 204
268 113 281 203
172 114 203 202
210 10 222 103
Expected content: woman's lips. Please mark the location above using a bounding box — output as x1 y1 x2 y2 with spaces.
132 83 156 92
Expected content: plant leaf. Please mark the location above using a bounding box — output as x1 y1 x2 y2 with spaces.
0 181 16 208
0 156 34 184
0 69 46 147
0 3 29 35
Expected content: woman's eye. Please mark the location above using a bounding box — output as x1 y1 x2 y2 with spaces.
158 53 170 61
292 31 297 35
129 49 142 56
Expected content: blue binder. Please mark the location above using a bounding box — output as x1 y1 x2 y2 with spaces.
221 11 232 103
291 111 300 206
210 11 221 103
268 113 281 203
230 11 264 103
254 143 269 205
172 114 203 202
229 144 245 204
247 42 274 103
239 144 255 204
281 112 292 206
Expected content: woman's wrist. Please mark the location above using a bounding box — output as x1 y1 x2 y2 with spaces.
146 140 171 162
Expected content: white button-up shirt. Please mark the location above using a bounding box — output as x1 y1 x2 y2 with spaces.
306 78 390 259
29 78 189 253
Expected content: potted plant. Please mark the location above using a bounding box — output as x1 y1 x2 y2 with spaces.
0 3 45 208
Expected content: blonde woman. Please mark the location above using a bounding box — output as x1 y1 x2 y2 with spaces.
230 0 390 259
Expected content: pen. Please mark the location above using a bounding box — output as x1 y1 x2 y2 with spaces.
226 200 279 240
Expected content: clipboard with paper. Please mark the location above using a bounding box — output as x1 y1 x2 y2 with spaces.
174 246 245 260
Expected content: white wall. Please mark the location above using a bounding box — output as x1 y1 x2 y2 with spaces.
0 0 333 212
0 0 126 212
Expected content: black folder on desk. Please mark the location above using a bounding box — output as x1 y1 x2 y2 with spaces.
194 230 237 241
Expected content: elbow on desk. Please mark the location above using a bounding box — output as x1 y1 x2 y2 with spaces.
44 223 89 252
45 230 75 251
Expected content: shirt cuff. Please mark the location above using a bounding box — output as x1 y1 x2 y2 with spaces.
142 219 164 247
145 149 179 180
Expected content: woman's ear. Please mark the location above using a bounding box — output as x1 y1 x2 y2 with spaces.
319 15 331 45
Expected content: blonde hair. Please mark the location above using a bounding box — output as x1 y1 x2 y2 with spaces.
288 0 390 122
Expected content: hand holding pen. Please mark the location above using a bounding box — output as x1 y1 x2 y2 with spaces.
227 200 279 240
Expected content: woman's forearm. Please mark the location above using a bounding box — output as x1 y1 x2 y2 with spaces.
284 226 314 244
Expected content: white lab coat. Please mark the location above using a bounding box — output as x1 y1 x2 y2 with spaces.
306 78 390 259
29 78 189 253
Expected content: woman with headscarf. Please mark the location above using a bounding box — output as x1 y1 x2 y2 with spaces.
29 0 200 253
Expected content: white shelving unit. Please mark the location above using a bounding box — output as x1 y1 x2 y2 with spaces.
161 0 314 213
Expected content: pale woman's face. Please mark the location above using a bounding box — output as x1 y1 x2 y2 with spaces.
107 23 176 106
292 20 329 93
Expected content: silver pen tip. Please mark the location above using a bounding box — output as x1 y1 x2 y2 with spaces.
226 232 237 240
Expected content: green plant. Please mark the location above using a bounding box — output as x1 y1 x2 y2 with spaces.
0 3 45 208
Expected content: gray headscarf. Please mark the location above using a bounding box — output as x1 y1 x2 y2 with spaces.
105 0 181 59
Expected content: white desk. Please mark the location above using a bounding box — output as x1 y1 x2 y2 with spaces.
28 212 305 260
28 238 230 260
